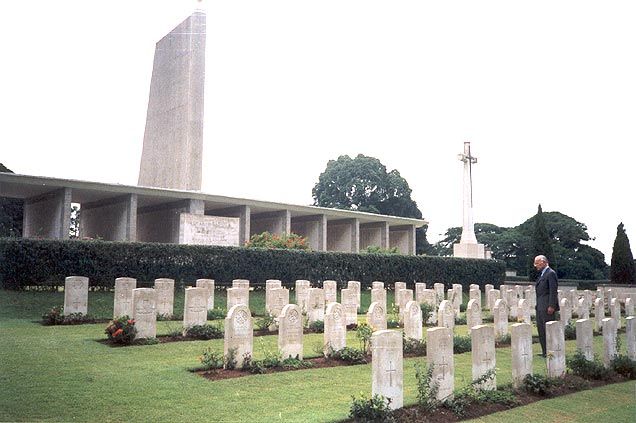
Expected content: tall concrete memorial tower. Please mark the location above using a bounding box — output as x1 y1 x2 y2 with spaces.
453 142 487 259
138 7 206 191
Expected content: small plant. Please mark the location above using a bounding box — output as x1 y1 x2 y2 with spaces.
280 356 314 370
419 303 435 326
566 350 612 380
403 336 426 356
414 363 439 411
356 323 373 353
157 313 176 321
207 308 226 320
482 313 494 323
224 347 238 370
455 315 467 325
104 316 137 345
328 347 368 364
563 322 576 340
307 320 324 333
496 333 511 346
611 354 636 379
361 245 399 255
245 231 310 250
521 373 559 396
444 369 505 416
349 393 394 423
41 306 65 325
198 347 225 371
255 315 276 331
387 304 400 328
185 324 223 340
453 335 472 354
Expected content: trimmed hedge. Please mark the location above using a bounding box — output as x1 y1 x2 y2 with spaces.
0 238 505 290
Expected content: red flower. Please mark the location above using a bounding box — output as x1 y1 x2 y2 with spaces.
113 328 123 337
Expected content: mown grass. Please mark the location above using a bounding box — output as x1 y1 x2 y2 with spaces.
0 289 631 422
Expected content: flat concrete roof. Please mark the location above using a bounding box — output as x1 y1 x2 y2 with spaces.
0 172 427 227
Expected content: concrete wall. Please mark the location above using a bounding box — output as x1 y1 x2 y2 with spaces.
250 210 291 237
80 194 137 241
389 225 416 255
211 205 250 246
291 215 327 251
137 199 203 243
327 218 359 253
360 222 389 251
137 11 206 190
23 188 71 239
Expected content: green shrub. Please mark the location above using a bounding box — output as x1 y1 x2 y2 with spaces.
328 347 368 364
185 324 223 340
444 370 512 416
307 320 324 333
521 373 559 396
245 232 310 250
414 363 439 411
403 336 426 356
207 308 226 320
104 316 137 345
563 322 576 340
453 335 472 354
255 315 276 331
42 306 98 325
419 303 435 326
362 245 399 255
455 315 467 325
224 348 238 370
198 348 224 371
482 313 494 323
496 334 511 346
611 355 636 379
349 393 394 423
566 350 612 380
356 323 373 353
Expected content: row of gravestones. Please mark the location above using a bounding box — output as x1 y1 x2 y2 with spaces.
372 316 636 410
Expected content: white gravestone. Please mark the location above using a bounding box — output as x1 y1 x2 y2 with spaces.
367 301 387 331
295 280 311 313
575 318 594 361
466 299 482 333
438 300 455 332
427 327 454 401
227 287 249 310
433 283 445 303
610 298 622 330
64 276 89 315
113 277 136 318
324 302 346 355
626 297 635 317
195 279 215 310
511 323 533 388
469 288 481 310
265 279 282 314
372 281 385 290
269 288 290 319
559 297 571 327
594 298 605 332
403 301 423 340
452 284 463 317
518 299 531 324
626 316 636 360
546 321 565 377
183 287 208 333
487 289 500 311
347 281 361 311
323 280 337 303
232 279 250 289
578 298 590 320
341 288 358 326
398 289 413 323
133 288 156 339
569 289 578 316
278 304 303 360
446 288 456 316
224 304 253 369
493 299 509 338
154 278 174 317
508 291 518 320
415 283 426 304
394 281 407 294
602 317 618 368
420 289 438 325
525 286 536 316
471 325 496 390
371 287 387 311
484 284 494 301
371 330 403 410
307 288 325 324
469 283 480 291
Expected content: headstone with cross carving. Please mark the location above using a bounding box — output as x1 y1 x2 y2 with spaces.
64 276 89 315
560 297 572 327
367 301 387 331
154 278 175 317
307 288 325 324
323 280 337 304
324 302 346 355
433 283 445 303
265 279 282 314
471 325 496 390
183 287 208 334
517 299 531 324
546 321 565 377
403 301 422 340
438 300 455 332
594 298 605 332
469 288 481 310
113 277 136 318
341 288 358 326
511 323 533 388
232 279 250 289
372 281 385 290
278 304 303 359
493 299 508 338
133 288 156 339
602 317 618 368
610 298 622 330
371 287 387 312
227 287 249 311
575 318 594 361
626 316 636 360
195 279 215 310
347 281 361 311
371 330 403 410
466 299 482 333
427 327 454 400
295 280 311 314
224 304 253 369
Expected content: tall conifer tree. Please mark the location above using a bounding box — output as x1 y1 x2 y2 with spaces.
528 204 555 280
610 222 636 284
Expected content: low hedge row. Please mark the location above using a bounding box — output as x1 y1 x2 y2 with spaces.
0 238 505 290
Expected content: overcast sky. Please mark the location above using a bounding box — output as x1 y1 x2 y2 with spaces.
1 0 634 263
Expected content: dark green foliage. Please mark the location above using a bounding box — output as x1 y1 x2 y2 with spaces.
41 306 100 325
444 370 516 416
563 322 576 340
207 308 226 320
356 323 373 353
610 355 636 379
184 324 223 340
414 363 439 411
245 232 310 250
104 316 137 345
453 335 472 354
349 393 394 423
521 373 560 396
0 239 505 290
307 320 324 333
255 315 276 331
527 205 555 280
419 303 435 326
327 347 368 364
198 348 225 371
495 334 511 346
610 223 636 284
455 315 467 325
403 336 426 356
566 350 612 380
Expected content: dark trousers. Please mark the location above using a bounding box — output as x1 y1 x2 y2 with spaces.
536 307 556 355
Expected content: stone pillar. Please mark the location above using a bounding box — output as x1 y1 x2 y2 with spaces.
133 288 157 339
23 188 72 239
371 330 403 410
471 325 496 390
602 317 618 368
324 302 346 355
278 304 303 359
511 323 533 388
213 205 251 246
389 224 416 255
154 278 175 317
80 194 137 241
137 199 203 243
427 327 454 400
575 318 594 361
367 302 387 331
294 280 311 313
224 304 253 369
327 218 359 253
113 277 136 318
64 276 88 315
291 214 327 251
250 210 291 237
195 279 215 311
183 287 208 333
546 321 565 377
359 221 389 251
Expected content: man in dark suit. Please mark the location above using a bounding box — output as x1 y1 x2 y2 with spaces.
534 255 559 357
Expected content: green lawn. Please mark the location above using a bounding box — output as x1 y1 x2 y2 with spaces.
1 289 633 422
